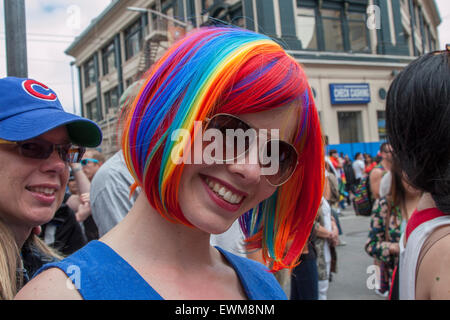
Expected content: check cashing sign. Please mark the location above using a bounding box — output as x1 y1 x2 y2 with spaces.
329 83 371 104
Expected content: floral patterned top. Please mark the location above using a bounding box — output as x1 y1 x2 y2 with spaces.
365 197 404 276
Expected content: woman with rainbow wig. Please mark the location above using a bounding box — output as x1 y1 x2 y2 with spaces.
17 27 324 300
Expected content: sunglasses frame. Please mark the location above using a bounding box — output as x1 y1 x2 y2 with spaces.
81 158 99 166
0 138 86 163
203 113 299 187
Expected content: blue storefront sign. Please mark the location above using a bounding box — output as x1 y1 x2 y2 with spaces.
329 83 371 104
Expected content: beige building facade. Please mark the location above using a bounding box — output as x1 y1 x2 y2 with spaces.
66 0 441 158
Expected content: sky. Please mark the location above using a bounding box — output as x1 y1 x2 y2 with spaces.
0 0 449 116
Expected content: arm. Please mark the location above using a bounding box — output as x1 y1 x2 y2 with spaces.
369 169 383 200
70 163 91 195
315 223 334 240
416 234 450 299
14 268 83 300
364 199 397 262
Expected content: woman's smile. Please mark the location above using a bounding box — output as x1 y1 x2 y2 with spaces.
200 174 247 212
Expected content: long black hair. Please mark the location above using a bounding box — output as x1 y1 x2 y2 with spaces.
386 50 450 213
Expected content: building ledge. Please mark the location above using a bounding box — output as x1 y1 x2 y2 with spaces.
287 50 416 67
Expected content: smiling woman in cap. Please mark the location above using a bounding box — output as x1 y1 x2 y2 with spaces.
0 77 102 299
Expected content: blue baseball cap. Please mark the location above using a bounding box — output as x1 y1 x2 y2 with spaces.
0 77 102 147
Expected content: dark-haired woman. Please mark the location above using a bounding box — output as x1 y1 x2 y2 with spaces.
365 162 421 297
385 49 450 300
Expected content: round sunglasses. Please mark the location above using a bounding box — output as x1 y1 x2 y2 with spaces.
0 138 85 163
203 113 299 187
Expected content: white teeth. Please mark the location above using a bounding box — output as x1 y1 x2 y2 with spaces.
204 177 243 204
223 191 232 202
28 187 56 196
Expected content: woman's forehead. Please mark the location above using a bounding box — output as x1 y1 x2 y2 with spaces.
237 104 299 140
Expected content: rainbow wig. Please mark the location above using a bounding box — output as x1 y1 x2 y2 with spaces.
122 27 324 271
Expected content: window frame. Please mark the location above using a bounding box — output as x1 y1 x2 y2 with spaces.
296 0 370 53
83 57 96 88
124 15 148 61
101 40 116 76
103 86 119 116
86 99 102 122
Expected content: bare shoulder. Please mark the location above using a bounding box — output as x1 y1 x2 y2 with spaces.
369 168 383 180
417 234 450 299
14 267 83 300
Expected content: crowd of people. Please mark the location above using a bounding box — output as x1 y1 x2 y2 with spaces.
0 26 448 301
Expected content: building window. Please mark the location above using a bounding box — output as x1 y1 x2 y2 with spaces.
348 12 369 52
104 87 119 116
296 7 318 50
102 40 116 76
377 111 387 141
86 99 101 122
124 17 147 60
322 9 344 52
296 1 369 53
83 57 96 88
337 111 363 143
202 0 214 12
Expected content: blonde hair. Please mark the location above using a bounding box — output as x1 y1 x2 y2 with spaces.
0 220 20 300
0 221 62 300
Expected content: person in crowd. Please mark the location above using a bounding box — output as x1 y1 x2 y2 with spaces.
343 155 356 205
324 161 344 244
39 173 87 256
90 81 142 238
352 152 365 185
369 143 392 200
16 27 325 300
365 161 421 298
364 153 377 174
328 149 343 171
290 223 318 300
68 149 105 241
0 77 101 299
81 149 105 181
314 193 339 300
385 49 450 300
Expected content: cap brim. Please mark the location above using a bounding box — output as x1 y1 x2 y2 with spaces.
0 107 102 147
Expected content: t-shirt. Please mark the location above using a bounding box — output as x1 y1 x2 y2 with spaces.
210 220 246 257
34 240 287 300
352 159 365 180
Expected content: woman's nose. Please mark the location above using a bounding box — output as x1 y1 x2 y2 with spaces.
40 149 67 175
226 146 262 185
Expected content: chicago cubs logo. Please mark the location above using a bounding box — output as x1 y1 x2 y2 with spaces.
22 79 57 101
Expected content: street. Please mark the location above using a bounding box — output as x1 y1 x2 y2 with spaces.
327 205 385 300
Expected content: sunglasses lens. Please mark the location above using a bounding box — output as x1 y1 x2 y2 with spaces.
205 114 255 161
261 140 298 186
19 141 52 159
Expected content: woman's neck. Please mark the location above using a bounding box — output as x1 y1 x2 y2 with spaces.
416 192 437 212
102 194 219 270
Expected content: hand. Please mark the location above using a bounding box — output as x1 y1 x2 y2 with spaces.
76 202 91 222
389 243 400 255
79 192 90 205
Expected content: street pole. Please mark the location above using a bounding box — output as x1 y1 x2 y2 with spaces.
3 0 28 77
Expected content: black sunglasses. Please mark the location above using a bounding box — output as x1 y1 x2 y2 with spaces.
0 138 86 163
204 113 299 187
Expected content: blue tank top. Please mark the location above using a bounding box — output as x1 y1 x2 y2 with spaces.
34 240 286 300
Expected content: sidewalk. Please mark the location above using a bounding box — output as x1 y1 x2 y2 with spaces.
327 204 386 300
